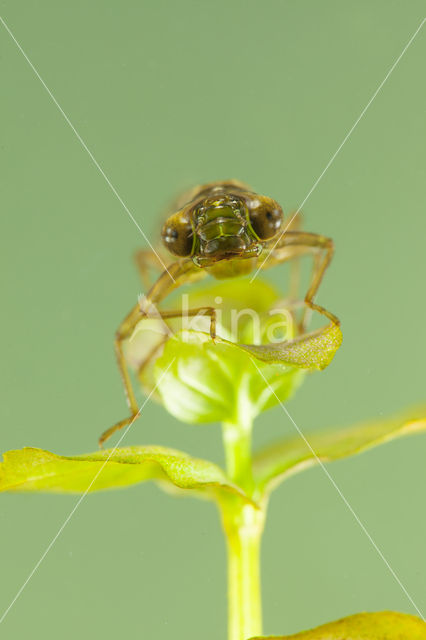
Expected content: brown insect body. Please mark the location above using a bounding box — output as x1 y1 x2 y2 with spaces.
99 180 340 447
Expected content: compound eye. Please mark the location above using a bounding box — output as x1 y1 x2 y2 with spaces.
161 214 193 257
248 198 284 240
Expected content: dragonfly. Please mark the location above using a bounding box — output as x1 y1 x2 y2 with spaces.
99 180 339 446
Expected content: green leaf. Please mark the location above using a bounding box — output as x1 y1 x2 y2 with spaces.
126 278 282 382
253 409 426 497
153 331 306 425
249 611 426 639
127 277 342 425
180 277 282 318
0 446 253 504
238 322 342 371
153 323 341 425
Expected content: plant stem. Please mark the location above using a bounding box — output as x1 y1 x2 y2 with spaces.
222 420 254 492
221 420 265 640
222 501 264 640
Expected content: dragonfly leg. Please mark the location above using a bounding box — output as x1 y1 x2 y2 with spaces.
285 212 302 301
136 304 218 379
134 249 166 289
99 303 146 447
260 230 339 334
99 258 210 447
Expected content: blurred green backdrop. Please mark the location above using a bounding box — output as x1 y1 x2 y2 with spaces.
1 1 425 638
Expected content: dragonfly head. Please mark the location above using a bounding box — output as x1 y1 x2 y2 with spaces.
161 186 284 268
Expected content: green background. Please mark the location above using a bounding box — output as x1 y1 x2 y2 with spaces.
1 1 425 638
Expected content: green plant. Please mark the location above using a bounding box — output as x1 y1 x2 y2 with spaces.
1 279 425 639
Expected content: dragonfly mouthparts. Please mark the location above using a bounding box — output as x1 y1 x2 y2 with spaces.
203 235 247 256
190 193 261 267
194 199 249 256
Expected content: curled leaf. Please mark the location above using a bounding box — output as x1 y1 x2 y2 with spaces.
153 320 341 424
0 446 253 504
253 408 426 497
249 611 426 639
238 322 342 371
154 331 305 424
126 278 341 425
153 320 340 425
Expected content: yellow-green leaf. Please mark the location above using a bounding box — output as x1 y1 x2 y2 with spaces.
237 322 342 371
249 611 426 639
154 331 305 425
153 323 341 425
253 409 426 497
0 446 253 504
128 277 342 425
